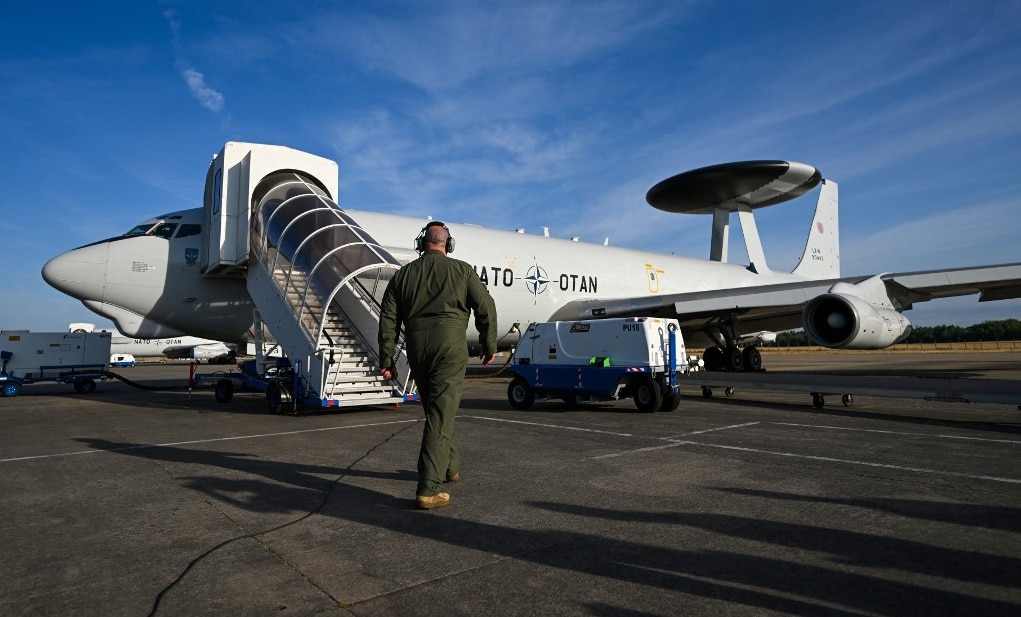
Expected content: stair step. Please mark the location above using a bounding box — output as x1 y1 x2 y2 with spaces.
254 261 413 409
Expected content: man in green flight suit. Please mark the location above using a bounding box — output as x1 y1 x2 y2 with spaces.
378 221 498 510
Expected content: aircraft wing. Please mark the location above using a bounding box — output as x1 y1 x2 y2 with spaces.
550 278 836 336
880 263 1021 304
549 262 1021 341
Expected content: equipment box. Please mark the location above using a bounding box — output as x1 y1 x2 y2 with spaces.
508 317 686 413
513 317 684 368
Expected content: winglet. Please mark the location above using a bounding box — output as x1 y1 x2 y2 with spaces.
792 179 839 279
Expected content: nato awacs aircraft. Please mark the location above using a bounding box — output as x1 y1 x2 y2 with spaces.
41 142 1021 380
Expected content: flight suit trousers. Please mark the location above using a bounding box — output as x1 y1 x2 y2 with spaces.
406 325 469 497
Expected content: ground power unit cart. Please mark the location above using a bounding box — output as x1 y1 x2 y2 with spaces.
0 331 112 397
507 317 687 412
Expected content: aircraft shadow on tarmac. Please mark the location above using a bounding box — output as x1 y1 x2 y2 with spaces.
713 488 1021 533
74 436 1020 617
530 499 1021 589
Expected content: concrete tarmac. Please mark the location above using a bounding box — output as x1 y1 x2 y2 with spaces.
1 354 1019 616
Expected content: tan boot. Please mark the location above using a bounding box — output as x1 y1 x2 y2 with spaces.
416 492 451 510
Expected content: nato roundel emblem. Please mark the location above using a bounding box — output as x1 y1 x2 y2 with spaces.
816 222 824 234
185 248 199 266
524 264 549 297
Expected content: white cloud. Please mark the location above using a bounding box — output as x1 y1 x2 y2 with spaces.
180 67 224 113
163 8 225 114
314 2 679 95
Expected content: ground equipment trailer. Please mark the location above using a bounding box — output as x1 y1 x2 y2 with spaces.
507 317 689 412
0 331 112 397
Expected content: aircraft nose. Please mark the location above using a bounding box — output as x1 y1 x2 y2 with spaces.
41 243 109 302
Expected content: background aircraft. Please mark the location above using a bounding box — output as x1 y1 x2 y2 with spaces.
41 143 1021 372
69 323 236 364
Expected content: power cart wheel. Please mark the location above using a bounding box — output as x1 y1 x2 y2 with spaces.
659 389 681 412
507 377 535 410
214 378 234 403
2 381 21 397
74 379 97 394
266 380 292 414
633 375 663 413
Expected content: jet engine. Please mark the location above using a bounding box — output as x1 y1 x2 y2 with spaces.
803 291 912 349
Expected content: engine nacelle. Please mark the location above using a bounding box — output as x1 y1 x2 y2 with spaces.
803 293 912 349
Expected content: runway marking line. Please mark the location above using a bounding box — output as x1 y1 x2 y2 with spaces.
0 419 420 464
587 420 1019 484
460 415 633 437
665 441 1021 485
665 422 761 439
592 423 759 460
771 422 1021 445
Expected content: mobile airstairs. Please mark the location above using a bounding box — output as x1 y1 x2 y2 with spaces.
199 142 415 412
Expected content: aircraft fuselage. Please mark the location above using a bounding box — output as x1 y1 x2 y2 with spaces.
43 206 805 346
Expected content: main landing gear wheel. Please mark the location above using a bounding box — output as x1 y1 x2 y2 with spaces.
841 394 854 407
633 375 663 413
812 393 825 409
507 377 535 410
742 346 762 372
214 378 234 403
723 346 744 372
704 345 762 372
702 347 723 372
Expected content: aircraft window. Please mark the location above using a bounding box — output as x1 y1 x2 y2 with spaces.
176 224 202 239
125 224 157 236
151 223 178 239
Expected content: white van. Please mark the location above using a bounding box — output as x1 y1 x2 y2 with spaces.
110 353 136 368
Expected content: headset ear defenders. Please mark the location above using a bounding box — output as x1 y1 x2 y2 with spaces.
414 221 456 254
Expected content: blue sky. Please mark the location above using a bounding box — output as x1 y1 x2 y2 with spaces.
2 1 1019 332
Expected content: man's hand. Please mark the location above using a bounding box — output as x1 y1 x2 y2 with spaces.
380 366 395 380
481 353 496 366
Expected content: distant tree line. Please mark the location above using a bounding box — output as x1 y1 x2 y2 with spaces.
772 319 1021 346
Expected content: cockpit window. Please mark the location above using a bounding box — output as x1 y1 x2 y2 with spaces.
125 224 157 236
151 223 178 239
175 223 202 239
